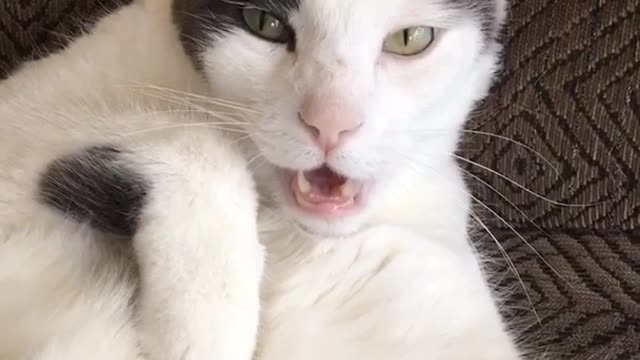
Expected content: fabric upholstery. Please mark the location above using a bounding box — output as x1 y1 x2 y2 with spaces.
465 0 639 232
1 0 638 359
488 229 639 360
461 2 640 359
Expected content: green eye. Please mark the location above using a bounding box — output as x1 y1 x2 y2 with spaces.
242 8 288 43
383 26 434 56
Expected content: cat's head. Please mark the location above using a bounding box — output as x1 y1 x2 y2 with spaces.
175 0 506 236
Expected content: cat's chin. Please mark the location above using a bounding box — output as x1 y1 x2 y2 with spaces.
286 206 370 238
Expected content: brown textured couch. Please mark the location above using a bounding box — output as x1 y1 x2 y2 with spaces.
1 1 638 359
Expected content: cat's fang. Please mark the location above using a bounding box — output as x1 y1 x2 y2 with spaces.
290 170 363 216
297 171 312 194
339 180 355 198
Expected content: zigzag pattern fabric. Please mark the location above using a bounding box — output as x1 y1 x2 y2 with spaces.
464 0 639 232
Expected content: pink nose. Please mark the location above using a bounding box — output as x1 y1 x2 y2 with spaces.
299 95 363 153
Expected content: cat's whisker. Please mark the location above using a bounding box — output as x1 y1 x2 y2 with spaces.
137 90 243 116
139 92 258 130
250 161 268 178
453 155 604 207
396 151 551 266
466 206 542 324
126 82 246 107
124 85 254 119
134 84 261 114
403 149 594 282
458 167 568 284
247 152 265 167
177 30 213 55
247 155 268 178
121 122 251 138
106 109 252 125
219 0 247 6
177 10 220 24
392 152 540 322
410 128 562 178
230 133 254 146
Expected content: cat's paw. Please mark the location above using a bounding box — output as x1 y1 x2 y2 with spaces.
122 128 263 360
138 314 260 360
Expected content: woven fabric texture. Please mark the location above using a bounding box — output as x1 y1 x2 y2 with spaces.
464 0 640 232
461 3 640 357
486 229 640 360
1 0 638 359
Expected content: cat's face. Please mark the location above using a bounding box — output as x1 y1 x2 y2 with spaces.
175 0 505 236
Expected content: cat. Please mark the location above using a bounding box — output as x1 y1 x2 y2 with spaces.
0 0 524 359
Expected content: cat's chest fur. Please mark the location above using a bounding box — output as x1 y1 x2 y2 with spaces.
254 223 507 360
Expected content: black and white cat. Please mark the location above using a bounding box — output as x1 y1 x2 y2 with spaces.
0 0 523 359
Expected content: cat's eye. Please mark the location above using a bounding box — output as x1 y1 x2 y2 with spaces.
242 8 289 43
383 26 435 56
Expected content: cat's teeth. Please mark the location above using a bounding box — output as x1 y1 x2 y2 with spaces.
339 180 355 198
297 172 312 194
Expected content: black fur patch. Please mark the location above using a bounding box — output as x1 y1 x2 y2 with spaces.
39 146 148 237
450 0 503 41
173 0 301 68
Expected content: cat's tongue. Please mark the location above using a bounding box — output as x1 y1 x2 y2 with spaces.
292 166 362 215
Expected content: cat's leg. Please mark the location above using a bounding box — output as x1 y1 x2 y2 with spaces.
39 126 264 360
130 130 264 360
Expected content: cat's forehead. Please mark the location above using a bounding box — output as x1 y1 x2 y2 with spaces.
175 0 501 29
222 0 499 23
290 0 498 33
220 0 497 12
174 0 503 64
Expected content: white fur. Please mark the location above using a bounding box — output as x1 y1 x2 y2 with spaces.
0 0 523 359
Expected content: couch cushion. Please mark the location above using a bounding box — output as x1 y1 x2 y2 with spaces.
463 0 640 232
483 229 640 360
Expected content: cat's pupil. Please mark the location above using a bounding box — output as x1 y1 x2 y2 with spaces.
403 29 409 46
259 11 267 31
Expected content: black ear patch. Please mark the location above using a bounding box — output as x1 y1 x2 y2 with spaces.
173 0 301 69
450 0 504 41
38 146 148 237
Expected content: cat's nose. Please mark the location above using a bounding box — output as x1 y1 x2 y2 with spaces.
299 96 363 153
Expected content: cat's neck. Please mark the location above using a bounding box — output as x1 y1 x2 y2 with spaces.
367 161 471 252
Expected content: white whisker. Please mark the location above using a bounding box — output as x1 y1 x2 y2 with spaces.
392 150 541 322
412 128 562 178
458 168 569 282
121 122 251 137
454 155 603 207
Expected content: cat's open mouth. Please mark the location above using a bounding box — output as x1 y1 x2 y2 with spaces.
289 165 366 217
